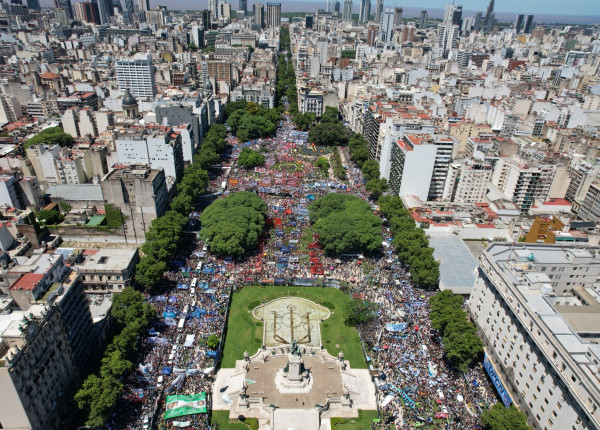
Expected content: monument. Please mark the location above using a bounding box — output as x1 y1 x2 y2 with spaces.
275 339 312 392
212 297 377 430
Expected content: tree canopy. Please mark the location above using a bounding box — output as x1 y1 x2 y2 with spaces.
237 147 266 169
344 298 379 326
378 195 440 288
320 106 341 123
226 101 279 143
308 122 351 146
75 288 155 428
199 192 268 257
310 193 382 255
25 126 74 149
348 133 370 167
36 208 63 225
481 404 530 430
429 290 484 372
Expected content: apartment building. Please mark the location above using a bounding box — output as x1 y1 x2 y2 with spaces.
470 244 600 430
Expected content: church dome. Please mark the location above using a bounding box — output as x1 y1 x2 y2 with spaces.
122 89 138 107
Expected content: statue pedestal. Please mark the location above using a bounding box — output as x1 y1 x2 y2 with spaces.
275 351 312 393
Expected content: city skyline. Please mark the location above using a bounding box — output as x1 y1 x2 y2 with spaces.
40 0 600 20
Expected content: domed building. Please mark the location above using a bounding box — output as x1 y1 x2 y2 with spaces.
121 89 139 119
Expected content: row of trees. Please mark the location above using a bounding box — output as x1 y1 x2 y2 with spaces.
75 288 156 428
378 196 440 288
331 148 346 180
429 290 484 372
348 133 389 200
135 123 227 290
226 100 280 143
310 193 382 255
199 191 268 257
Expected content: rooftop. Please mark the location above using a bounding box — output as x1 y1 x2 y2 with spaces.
10 273 44 291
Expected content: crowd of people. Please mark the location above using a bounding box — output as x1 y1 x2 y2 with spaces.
110 107 498 429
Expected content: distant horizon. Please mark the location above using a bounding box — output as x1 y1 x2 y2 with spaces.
40 0 600 24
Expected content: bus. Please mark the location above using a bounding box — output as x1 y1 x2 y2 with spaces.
183 305 189 316
177 318 185 332
190 287 196 297
190 278 198 288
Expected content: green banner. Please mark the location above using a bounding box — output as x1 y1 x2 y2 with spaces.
164 392 207 419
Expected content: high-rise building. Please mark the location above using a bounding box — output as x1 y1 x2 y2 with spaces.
437 23 459 57
359 0 370 23
266 2 281 26
253 3 264 27
393 7 402 28
138 0 149 11
208 0 218 22
0 269 95 430
492 158 557 214
53 0 73 19
116 53 157 100
380 8 394 41
419 9 427 28
388 134 456 201
523 14 534 34
374 0 383 21
97 0 112 24
367 25 377 46
514 14 524 33
443 4 454 24
342 0 352 20
333 0 341 15
202 9 211 29
124 0 134 20
26 0 40 11
325 0 331 12
239 0 247 14
483 0 494 31
474 11 482 30
305 14 314 28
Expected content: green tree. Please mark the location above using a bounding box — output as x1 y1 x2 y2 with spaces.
36 208 63 225
344 298 379 326
310 193 382 255
199 192 268 257
75 374 124 429
25 126 74 148
207 334 220 350
188 43 198 51
481 404 530 430
361 159 380 181
314 156 330 173
308 122 350 146
366 178 388 200
341 49 356 59
293 112 316 131
237 148 266 169
320 106 340 123
135 256 167 289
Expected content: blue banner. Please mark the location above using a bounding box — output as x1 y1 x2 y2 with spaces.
483 353 512 407
386 323 409 332
163 311 177 318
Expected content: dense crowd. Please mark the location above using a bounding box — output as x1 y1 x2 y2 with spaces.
111 109 497 429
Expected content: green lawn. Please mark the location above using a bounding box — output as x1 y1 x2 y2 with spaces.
331 410 380 429
220 286 367 369
211 411 258 429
